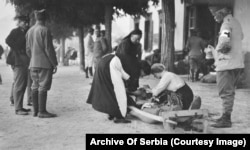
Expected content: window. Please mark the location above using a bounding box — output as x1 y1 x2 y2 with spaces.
188 7 197 36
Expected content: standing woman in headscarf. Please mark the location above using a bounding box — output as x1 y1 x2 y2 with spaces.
116 29 142 92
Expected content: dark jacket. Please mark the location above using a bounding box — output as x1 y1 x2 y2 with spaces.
116 38 142 91
6 27 29 66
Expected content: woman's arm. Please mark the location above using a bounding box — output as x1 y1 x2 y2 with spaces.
152 73 171 97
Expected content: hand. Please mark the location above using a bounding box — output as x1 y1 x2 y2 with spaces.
53 67 57 74
141 103 154 109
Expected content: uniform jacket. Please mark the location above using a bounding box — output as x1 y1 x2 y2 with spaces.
6 27 30 66
215 14 245 71
26 22 58 69
186 36 205 57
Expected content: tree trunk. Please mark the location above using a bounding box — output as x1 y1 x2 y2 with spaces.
78 26 85 71
60 37 65 66
104 4 112 52
161 0 175 72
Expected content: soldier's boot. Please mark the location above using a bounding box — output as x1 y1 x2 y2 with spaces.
85 67 89 78
89 67 93 76
195 71 200 81
211 113 232 128
32 90 39 117
38 91 57 118
211 114 223 122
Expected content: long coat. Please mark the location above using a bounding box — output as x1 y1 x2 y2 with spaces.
87 54 133 118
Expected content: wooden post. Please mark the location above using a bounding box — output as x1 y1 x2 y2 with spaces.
161 0 175 72
105 3 112 52
78 26 85 71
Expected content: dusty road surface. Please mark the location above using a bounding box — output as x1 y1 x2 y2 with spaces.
0 59 250 150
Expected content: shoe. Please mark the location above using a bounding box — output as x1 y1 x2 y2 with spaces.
33 112 38 117
21 108 31 112
108 115 115 120
38 91 57 118
32 90 39 117
211 116 223 122
27 103 33 106
38 111 57 118
211 120 232 128
15 110 28 115
113 118 131 124
211 113 232 128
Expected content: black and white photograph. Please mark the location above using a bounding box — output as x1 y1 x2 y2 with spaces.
0 0 250 149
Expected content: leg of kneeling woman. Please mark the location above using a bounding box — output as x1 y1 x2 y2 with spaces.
176 84 194 110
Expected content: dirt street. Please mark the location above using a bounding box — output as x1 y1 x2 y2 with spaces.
0 59 250 150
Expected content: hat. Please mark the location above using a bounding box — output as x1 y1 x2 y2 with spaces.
14 15 29 22
34 9 46 21
209 6 224 13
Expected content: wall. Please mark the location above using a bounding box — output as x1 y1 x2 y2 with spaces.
234 0 250 87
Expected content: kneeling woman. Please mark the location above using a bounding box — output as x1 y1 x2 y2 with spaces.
129 63 196 123
86 53 151 123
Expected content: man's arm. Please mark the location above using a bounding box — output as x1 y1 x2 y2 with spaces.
26 32 31 57
45 29 58 68
6 29 18 51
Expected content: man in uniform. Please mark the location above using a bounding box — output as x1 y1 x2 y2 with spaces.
26 9 58 118
209 6 244 128
6 15 31 115
84 28 94 78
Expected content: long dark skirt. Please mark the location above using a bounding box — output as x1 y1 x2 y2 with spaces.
86 54 137 118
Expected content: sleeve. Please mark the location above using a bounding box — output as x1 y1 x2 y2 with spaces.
26 32 31 57
216 21 232 53
45 29 58 67
109 56 129 117
117 40 130 55
6 29 17 51
101 38 108 54
152 73 171 97
110 56 130 80
137 44 142 60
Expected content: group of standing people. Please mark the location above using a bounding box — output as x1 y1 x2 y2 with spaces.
84 27 108 78
5 9 58 118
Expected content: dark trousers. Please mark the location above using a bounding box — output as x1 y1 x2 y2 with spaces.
26 70 32 104
13 66 28 110
217 69 243 114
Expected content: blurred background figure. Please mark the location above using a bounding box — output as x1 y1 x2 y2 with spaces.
84 28 94 78
93 29 108 69
185 29 206 82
